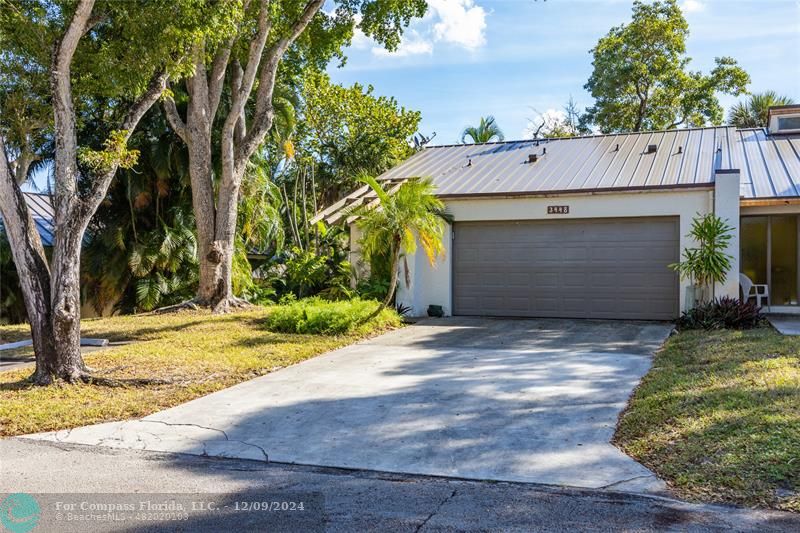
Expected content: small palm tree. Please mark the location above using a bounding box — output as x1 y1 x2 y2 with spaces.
461 115 505 144
351 175 451 312
728 92 795 128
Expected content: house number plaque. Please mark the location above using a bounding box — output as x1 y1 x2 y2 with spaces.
547 205 569 214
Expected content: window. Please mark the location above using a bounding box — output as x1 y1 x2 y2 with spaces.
777 116 800 132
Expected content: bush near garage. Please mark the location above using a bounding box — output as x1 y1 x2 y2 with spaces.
266 297 401 335
677 296 764 330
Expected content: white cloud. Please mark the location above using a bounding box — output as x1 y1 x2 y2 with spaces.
372 30 434 57
367 0 488 58
429 0 487 50
680 0 706 13
523 108 566 139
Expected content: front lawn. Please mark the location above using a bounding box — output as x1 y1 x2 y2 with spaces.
616 327 800 512
0 304 400 437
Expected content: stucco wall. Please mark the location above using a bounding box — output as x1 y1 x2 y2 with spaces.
394 188 719 318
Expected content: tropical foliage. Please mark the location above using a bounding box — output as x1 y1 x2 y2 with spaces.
728 91 795 128
266 297 401 335
461 115 505 143
350 176 450 311
677 296 763 331
0 232 27 324
670 213 734 301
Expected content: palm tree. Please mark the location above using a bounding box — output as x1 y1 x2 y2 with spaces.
351 176 451 312
461 115 505 143
728 92 795 128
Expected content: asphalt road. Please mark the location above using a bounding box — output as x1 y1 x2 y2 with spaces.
2 439 798 532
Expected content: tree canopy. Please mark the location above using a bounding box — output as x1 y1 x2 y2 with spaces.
582 0 750 133
299 71 421 201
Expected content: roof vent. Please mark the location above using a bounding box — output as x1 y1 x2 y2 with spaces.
646 144 657 154
528 154 538 164
768 104 800 135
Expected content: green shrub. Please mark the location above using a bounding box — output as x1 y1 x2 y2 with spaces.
266 297 402 335
677 296 764 330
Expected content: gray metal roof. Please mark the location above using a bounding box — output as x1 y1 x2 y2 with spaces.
375 126 800 201
1 192 55 246
24 192 54 246
735 128 800 199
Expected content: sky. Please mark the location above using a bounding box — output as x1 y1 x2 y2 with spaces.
327 0 800 144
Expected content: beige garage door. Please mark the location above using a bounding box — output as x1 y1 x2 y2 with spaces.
453 217 679 320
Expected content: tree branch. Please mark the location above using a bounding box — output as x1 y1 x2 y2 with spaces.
240 0 323 166
162 83 188 143
222 0 271 147
51 0 96 208
208 37 235 120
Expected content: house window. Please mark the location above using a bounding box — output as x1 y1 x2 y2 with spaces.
777 116 800 132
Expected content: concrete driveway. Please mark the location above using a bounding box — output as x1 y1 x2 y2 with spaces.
26 318 673 492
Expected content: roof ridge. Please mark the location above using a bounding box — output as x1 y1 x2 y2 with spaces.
424 125 758 149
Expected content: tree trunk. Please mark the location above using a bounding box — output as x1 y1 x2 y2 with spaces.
48 226 88 382
365 242 400 322
162 1 324 313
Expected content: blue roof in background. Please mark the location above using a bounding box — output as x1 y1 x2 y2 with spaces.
0 192 55 246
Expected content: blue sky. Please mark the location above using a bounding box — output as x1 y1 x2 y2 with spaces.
328 0 800 144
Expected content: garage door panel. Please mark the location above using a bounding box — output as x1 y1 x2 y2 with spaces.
453 217 679 320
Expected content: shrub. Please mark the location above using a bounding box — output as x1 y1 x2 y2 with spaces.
266 297 402 335
677 297 763 331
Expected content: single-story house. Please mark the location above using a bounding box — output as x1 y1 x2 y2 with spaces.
315 105 800 321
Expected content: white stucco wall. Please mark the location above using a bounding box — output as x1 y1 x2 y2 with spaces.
393 188 720 318
713 171 741 299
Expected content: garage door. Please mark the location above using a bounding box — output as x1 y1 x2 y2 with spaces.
453 217 679 320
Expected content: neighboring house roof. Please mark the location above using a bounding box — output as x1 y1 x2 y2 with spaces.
373 126 800 201
0 192 55 246
24 193 55 246
311 177 411 225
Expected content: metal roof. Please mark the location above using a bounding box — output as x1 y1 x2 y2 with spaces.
735 128 800 199
374 126 800 200
0 192 55 246
24 192 54 246
311 177 411 225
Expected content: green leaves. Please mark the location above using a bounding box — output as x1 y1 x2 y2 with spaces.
352 175 448 267
583 0 750 132
461 116 504 144
670 213 734 292
728 92 795 128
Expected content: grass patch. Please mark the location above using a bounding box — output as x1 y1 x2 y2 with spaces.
0 306 401 437
266 297 401 335
615 327 800 512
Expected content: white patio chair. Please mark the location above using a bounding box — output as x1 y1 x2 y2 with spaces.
739 273 770 310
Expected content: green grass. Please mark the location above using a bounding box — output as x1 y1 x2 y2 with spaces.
266 297 401 335
615 327 800 512
0 305 401 437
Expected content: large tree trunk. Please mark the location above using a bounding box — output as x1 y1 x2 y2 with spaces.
0 0 168 383
163 0 324 313
48 227 89 382
0 141 59 383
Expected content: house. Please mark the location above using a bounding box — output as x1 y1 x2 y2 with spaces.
314 105 800 320
1 192 107 318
